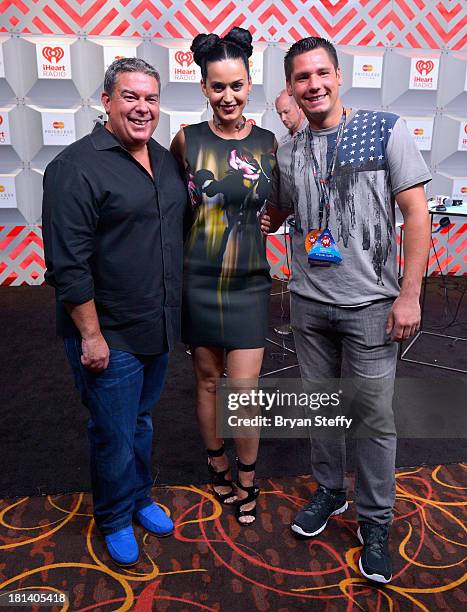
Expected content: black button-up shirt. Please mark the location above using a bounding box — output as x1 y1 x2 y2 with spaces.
42 125 188 355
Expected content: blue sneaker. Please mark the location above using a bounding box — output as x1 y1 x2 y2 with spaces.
134 502 174 537
104 526 139 566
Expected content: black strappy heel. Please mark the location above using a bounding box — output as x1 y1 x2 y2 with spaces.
207 444 237 504
235 458 260 525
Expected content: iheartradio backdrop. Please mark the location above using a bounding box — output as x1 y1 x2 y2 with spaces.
0 0 465 283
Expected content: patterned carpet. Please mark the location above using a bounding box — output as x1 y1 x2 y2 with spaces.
0 464 465 611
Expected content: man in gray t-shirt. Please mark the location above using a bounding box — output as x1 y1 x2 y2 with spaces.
267 37 431 585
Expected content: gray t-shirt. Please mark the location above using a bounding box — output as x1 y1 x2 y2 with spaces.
271 110 431 306
278 118 308 146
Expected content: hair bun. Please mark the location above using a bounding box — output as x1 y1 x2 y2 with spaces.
223 27 253 58
191 33 220 66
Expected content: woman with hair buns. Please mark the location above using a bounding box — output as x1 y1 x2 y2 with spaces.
171 27 276 526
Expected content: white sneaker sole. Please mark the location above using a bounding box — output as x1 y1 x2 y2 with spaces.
291 501 348 537
357 527 392 584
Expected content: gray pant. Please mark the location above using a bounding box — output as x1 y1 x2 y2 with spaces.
291 292 398 524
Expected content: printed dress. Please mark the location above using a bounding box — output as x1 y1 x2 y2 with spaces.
182 122 276 349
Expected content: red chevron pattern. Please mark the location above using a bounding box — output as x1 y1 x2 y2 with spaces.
0 226 464 285
266 233 291 279
0 226 45 285
398 222 467 277
0 1 465 48
428 222 467 276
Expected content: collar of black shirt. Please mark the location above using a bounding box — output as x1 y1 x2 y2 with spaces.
90 122 166 178
90 122 164 155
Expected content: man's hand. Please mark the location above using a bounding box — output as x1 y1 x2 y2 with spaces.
81 333 110 373
64 300 109 372
260 213 271 236
386 295 421 342
391 183 430 343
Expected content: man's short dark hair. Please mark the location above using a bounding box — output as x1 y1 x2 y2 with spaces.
104 57 161 96
284 37 339 81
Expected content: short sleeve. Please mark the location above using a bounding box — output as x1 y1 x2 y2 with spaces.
386 118 432 195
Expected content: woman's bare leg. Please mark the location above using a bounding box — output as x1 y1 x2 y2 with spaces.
192 346 235 502
226 347 264 523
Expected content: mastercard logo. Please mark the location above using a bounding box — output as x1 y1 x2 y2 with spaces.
414 128 424 136
246 118 256 125
53 122 65 129
461 187 467 194
362 64 373 72
0 185 5 193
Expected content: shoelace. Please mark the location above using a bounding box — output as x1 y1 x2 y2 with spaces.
304 487 332 515
362 525 389 558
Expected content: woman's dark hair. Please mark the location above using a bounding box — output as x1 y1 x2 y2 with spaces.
191 27 253 81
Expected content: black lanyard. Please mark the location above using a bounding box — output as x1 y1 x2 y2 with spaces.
308 109 346 229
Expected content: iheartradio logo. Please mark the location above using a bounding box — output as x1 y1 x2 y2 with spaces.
415 60 434 76
42 46 64 63
413 128 424 136
362 64 373 72
175 51 194 67
53 121 65 129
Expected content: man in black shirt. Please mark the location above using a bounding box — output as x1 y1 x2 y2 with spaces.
42 58 187 567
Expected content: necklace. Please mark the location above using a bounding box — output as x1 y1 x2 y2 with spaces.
212 114 247 133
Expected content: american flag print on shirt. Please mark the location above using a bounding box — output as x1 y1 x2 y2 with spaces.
333 110 398 174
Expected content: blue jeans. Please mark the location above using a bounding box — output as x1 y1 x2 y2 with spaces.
291 294 398 524
64 337 168 534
